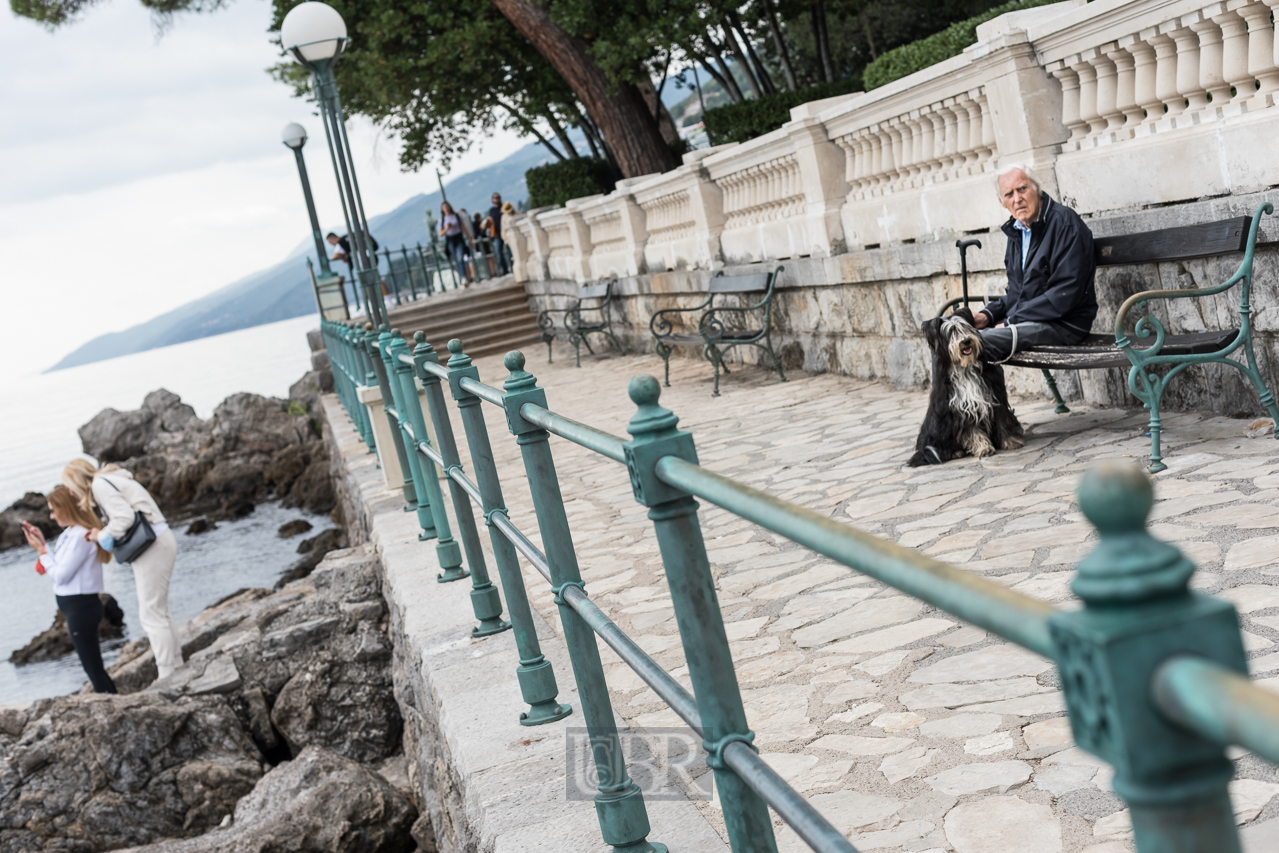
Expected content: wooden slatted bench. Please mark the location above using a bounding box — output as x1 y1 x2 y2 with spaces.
537 278 624 367
939 201 1279 472
649 265 786 397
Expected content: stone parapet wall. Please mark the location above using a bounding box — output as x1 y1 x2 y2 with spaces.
523 186 1279 417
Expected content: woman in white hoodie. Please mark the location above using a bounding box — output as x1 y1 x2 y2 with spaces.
62 459 185 680
22 486 118 693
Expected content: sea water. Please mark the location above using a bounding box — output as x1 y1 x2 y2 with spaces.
0 315 338 704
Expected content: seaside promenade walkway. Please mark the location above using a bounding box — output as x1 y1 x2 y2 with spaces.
329 344 1279 853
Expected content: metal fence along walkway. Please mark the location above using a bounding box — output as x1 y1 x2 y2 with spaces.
322 317 1279 853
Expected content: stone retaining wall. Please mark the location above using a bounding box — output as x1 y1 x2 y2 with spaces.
522 186 1279 417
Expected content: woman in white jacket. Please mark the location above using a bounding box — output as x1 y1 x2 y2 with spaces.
62 459 185 680
21 486 118 693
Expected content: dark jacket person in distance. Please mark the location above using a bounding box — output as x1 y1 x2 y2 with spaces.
974 165 1098 362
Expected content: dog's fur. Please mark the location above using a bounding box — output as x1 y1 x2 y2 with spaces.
908 308 1025 467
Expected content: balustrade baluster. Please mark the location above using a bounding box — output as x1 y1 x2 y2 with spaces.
1069 51 1104 146
1147 27 1185 128
961 93 986 171
906 111 926 185
887 119 908 187
1164 20 1210 125
976 90 996 167
1104 42 1143 138
1237 0 1279 108
1091 46 1125 140
1048 61 1088 149
874 124 894 192
1121 34 1160 136
1188 11 1232 119
1213 4 1254 114
924 108 947 180
951 95 973 176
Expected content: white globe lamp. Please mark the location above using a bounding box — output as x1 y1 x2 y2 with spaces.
280 1 348 64
281 122 308 150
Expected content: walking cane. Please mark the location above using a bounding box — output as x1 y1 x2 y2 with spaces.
955 239 982 309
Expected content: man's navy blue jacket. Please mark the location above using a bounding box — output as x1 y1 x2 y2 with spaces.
979 193 1099 335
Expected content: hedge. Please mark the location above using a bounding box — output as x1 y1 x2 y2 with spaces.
525 157 615 209
863 0 1062 91
703 79 864 146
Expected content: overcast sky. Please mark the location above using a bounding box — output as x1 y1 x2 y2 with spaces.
0 0 526 374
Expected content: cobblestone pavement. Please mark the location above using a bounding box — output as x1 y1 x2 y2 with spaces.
430 342 1279 853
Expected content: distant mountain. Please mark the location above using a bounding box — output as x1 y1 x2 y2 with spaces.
47 142 558 372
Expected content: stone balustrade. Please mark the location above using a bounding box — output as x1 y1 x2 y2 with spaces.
504 0 1279 283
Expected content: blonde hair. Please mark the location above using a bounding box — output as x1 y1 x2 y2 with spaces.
62 459 120 513
48 486 110 563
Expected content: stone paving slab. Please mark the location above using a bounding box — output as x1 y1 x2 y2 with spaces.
389 341 1279 853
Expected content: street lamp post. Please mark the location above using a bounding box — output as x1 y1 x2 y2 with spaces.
280 1 385 328
282 122 350 319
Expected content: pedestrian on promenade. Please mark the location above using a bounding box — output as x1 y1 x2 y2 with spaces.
62 459 185 681
973 165 1098 361
438 202 470 284
21 487 118 694
485 193 510 276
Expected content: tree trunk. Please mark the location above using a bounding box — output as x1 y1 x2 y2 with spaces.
706 35 747 102
760 0 798 91
860 8 878 60
637 78 682 148
488 0 678 178
729 12 776 95
721 24 764 98
546 109 580 157
812 2 834 83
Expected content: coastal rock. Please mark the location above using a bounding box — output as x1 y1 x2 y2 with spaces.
276 528 347 589
277 519 313 538
288 370 333 414
79 388 197 463
109 546 401 765
113 746 417 853
0 492 58 551
0 693 264 853
8 593 126 665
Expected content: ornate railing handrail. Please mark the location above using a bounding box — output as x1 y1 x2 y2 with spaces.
321 318 1279 853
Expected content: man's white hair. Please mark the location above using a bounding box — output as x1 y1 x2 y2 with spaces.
995 164 1041 198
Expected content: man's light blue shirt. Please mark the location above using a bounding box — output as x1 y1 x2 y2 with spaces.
1014 218 1032 269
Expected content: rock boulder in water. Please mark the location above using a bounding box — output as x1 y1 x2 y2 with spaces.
0 693 264 852
78 388 197 463
0 492 59 552
113 746 417 853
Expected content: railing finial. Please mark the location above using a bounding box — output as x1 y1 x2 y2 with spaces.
503 351 537 392
446 338 471 369
1073 460 1194 604
626 375 679 440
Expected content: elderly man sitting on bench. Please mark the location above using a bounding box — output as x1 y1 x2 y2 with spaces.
974 165 1098 362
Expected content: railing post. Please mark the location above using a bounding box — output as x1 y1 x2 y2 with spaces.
381 330 466 581
414 334 508 629
622 375 778 853
351 324 378 454
369 325 419 507
499 351 666 853
385 333 439 542
443 339 570 720
1053 461 1248 852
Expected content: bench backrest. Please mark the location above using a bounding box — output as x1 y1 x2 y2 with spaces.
709 273 772 294
1095 216 1251 266
577 280 614 300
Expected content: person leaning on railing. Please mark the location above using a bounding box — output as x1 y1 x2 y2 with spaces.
973 165 1099 363
62 459 186 681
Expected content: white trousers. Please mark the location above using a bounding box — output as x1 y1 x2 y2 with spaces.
131 529 184 679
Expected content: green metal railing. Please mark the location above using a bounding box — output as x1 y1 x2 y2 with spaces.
321 316 1279 853
374 237 512 308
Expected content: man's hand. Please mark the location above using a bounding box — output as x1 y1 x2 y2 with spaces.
973 311 989 329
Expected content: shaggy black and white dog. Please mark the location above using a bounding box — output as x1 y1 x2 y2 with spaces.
908 308 1025 467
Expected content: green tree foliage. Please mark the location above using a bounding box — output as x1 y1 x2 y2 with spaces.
525 157 615 208
266 0 593 172
862 0 1060 89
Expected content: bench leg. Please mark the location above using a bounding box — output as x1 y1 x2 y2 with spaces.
656 342 672 387
1042 370 1070 414
543 333 555 364
570 333 582 368
1147 400 1167 475
708 345 724 397
605 329 626 356
762 338 787 383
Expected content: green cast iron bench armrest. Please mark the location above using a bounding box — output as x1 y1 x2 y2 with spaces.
650 296 715 340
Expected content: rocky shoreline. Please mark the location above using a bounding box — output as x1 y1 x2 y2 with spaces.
1 367 433 852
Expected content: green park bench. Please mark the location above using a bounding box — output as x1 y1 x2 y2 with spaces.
940 201 1279 473
537 278 625 367
649 265 786 397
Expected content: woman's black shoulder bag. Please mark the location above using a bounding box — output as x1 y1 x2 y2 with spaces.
101 477 157 563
